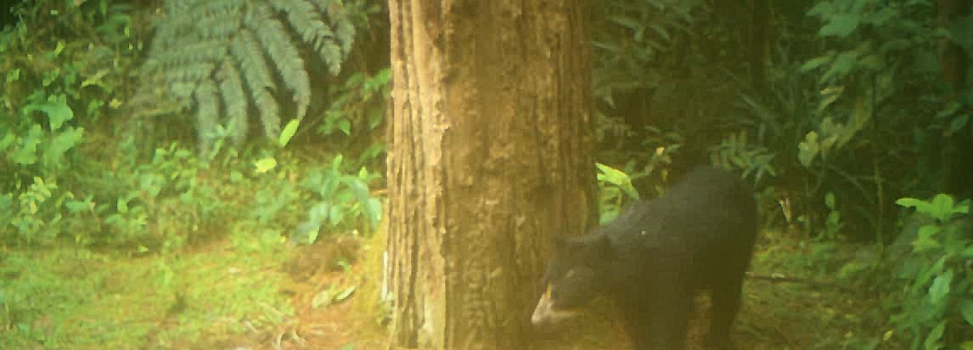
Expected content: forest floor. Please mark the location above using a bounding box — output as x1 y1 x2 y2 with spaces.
0 228 896 350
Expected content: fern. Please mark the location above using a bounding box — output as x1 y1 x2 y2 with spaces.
217 61 248 147
249 2 311 122
131 0 360 154
231 30 280 139
315 0 356 58
194 80 220 156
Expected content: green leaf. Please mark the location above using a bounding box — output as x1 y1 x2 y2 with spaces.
596 163 640 199
820 52 857 83
820 14 861 37
807 2 834 17
947 114 970 135
117 197 130 213
962 245 973 258
44 127 84 167
278 119 300 147
938 101 963 118
332 154 344 172
923 321 945 350
335 286 356 301
345 178 370 200
6 68 19 82
312 289 333 309
800 54 834 72
929 194 957 222
328 204 343 227
959 299 973 327
363 198 382 227
65 197 93 214
596 163 630 186
339 119 351 136
927 270 952 304
0 132 13 151
798 131 820 167
254 158 278 173
896 197 925 209
914 225 942 252
917 225 942 238
816 86 844 112
825 192 836 208
23 97 74 131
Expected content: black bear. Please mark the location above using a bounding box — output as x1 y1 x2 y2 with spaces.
532 166 757 350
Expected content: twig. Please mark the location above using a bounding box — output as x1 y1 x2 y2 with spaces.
745 272 856 293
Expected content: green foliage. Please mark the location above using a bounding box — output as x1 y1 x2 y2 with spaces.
1 177 61 245
1 0 137 181
3 94 84 178
1 0 141 246
800 0 942 168
889 194 973 350
279 119 302 147
717 0 967 239
591 0 704 105
898 195 970 224
595 163 640 224
103 145 225 249
294 155 382 245
133 0 369 155
710 130 777 184
820 192 843 240
596 126 682 200
320 68 390 138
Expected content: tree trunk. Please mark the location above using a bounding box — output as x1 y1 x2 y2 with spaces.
385 1 595 350
748 0 770 94
937 0 973 200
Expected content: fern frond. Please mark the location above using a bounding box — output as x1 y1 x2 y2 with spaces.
158 0 245 46
135 0 362 153
217 61 248 146
321 41 343 75
319 0 355 56
145 40 228 71
269 0 335 50
194 79 220 156
308 0 354 72
194 11 242 41
229 30 276 92
232 29 281 138
249 3 311 120
161 63 217 84
251 85 282 139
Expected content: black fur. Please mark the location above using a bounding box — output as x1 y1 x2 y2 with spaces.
532 166 757 350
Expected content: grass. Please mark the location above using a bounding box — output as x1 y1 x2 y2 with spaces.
1 235 294 350
1 223 901 350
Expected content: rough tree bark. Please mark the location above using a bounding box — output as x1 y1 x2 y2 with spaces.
384 1 595 350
